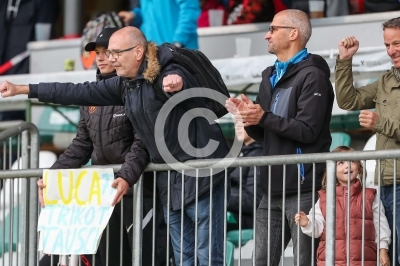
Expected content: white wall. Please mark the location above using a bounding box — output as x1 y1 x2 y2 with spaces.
198 11 400 59
27 11 400 73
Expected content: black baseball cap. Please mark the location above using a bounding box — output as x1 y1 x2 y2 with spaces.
84 27 118 52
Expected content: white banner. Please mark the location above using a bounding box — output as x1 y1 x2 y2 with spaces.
212 46 391 86
37 168 116 255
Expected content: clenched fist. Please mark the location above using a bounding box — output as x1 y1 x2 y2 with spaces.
162 74 183 93
0 81 29 98
359 110 379 131
338 36 359 60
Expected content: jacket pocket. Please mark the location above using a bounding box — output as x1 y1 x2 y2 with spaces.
373 92 388 115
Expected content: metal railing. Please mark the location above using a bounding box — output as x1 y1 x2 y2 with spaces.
0 148 399 265
0 122 39 266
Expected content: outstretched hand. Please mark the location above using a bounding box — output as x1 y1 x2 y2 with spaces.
338 36 359 60
111 177 129 206
294 211 309 227
0 81 29 98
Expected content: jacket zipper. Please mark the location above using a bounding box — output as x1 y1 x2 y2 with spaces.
272 91 280 114
136 81 158 161
296 148 305 184
98 106 107 162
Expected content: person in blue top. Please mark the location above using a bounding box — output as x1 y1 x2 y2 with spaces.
118 0 200 49
225 9 334 266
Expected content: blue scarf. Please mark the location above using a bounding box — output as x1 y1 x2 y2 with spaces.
270 48 309 88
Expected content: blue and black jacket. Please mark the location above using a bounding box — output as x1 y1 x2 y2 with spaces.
245 53 334 196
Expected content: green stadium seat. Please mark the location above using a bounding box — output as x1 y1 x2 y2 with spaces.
225 241 235 266
226 211 237 224
37 106 79 145
330 132 351 151
0 206 20 257
227 229 254 248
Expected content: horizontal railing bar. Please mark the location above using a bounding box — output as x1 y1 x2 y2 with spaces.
0 121 39 141
0 149 399 179
0 120 25 130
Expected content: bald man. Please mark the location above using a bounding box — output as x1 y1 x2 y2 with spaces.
225 9 334 266
1 26 231 266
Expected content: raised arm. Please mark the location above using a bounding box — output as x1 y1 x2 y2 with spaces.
33 77 124 106
0 81 29 97
338 36 359 60
1 77 126 106
335 36 378 111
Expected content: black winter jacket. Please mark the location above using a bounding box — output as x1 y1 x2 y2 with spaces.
50 71 150 190
246 53 334 196
30 43 231 210
227 141 263 214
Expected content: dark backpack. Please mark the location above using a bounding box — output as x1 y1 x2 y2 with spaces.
80 12 124 69
154 43 229 118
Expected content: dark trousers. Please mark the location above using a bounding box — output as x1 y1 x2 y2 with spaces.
255 192 319 266
98 195 169 266
381 185 400 266
39 254 102 266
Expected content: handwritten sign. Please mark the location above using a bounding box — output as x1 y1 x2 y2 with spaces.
37 168 116 255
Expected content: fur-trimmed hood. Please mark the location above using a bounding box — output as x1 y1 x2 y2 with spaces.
141 42 173 83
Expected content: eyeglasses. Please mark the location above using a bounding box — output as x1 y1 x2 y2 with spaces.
105 45 137 59
268 25 296 34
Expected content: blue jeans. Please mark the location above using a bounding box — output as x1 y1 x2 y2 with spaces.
381 185 400 266
255 192 319 266
163 182 229 266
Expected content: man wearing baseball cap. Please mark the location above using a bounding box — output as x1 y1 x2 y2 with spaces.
38 27 168 266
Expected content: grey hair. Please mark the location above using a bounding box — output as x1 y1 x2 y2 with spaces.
282 9 312 47
125 27 148 52
383 17 400 30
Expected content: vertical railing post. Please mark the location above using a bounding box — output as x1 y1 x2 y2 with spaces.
325 160 336 265
131 176 143 265
20 131 29 266
28 126 39 266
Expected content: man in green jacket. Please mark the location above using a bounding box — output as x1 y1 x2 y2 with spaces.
335 17 400 265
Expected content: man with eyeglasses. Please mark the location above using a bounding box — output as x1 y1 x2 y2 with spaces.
0 26 231 266
335 17 400 266
225 9 334 265
37 27 169 266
